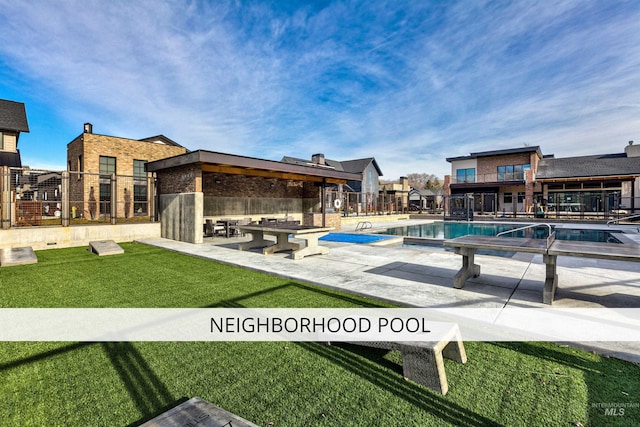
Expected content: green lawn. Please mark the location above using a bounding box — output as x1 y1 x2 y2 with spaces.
1 243 639 426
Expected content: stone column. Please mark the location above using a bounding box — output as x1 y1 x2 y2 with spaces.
525 169 534 213
61 171 70 227
1 166 10 229
443 175 451 216
110 173 117 225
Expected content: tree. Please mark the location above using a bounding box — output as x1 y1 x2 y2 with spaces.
407 173 443 190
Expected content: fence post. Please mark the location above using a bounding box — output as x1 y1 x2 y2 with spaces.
61 171 70 227
148 175 154 222
1 166 9 229
110 173 117 224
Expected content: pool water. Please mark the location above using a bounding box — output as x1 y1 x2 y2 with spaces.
319 233 395 244
379 222 623 244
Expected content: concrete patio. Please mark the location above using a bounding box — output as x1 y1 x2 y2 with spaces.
139 219 640 364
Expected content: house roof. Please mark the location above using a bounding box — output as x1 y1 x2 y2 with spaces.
0 99 29 133
138 134 187 149
410 188 444 196
536 153 640 180
147 150 362 184
281 156 383 177
280 156 344 171
0 151 22 167
446 146 542 162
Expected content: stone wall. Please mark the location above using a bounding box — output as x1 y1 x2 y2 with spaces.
200 172 322 219
66 132 187 219
68 133 187 176
157 165 203 194
303 212 341 229
0 223 161 250
203 173 310 198
476 153 533 177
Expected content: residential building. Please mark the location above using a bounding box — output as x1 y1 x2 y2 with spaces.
536 142 640 216
445 146 543 215
66 123 187 219
380 177 410 212
445 143 640 218
0 99 29 167
282 154 383 213
409 188 444 212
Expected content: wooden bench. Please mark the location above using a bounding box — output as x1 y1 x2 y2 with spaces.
444 235 640 304
334 324 467 395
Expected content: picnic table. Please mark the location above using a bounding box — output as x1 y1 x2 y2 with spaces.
237 224 333 260
444 234 640 304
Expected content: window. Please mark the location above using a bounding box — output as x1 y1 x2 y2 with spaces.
133 160 148 216
517 192 525 203
99 156 116 216
99 156 116 175
497 164 529 181
504 192 513 203
456 168 476 183
133 160 147 179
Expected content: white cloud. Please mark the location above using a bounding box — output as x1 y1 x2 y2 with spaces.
1 0 638 178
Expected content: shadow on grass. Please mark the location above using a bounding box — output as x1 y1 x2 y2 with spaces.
0 342 93 371
204 281 391 308
297 342 500 426
101 343 175 422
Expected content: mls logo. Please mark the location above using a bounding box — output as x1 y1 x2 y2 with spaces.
605 407 625 416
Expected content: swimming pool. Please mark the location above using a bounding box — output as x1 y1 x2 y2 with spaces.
319 233 396 244
379 221 623 244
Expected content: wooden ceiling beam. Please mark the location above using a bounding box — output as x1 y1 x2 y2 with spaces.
201 164 347 184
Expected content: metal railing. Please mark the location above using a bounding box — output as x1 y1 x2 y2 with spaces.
1 167 156 229
607 213 640 225
355 221 372 231
496 223 556 248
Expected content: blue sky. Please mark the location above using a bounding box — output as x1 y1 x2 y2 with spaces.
1 1 638 179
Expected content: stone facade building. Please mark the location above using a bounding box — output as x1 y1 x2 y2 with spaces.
66 123 187 219
446 143 640 218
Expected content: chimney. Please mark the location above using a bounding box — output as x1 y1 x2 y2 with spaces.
311 153 325 165
400 176 409 190
84 123 93 134
625 140 639 157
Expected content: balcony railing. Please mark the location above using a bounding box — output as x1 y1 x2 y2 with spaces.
451 172 526 185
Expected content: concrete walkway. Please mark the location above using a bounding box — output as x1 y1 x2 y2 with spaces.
139 219 640 364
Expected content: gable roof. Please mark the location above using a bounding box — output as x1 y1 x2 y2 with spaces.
0 99 29 133
340 158 383 176
281 155 383 176
410 188 444 196
280 156 343 171
536 153 640 180
138 135 187 149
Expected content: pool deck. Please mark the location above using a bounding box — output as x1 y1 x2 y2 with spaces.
139 218 640 364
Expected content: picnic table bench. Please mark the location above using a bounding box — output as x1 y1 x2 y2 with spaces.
329 323 466 395
237 224 333 260
444 233 640 304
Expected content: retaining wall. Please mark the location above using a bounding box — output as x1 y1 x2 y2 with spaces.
0 223 161 250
